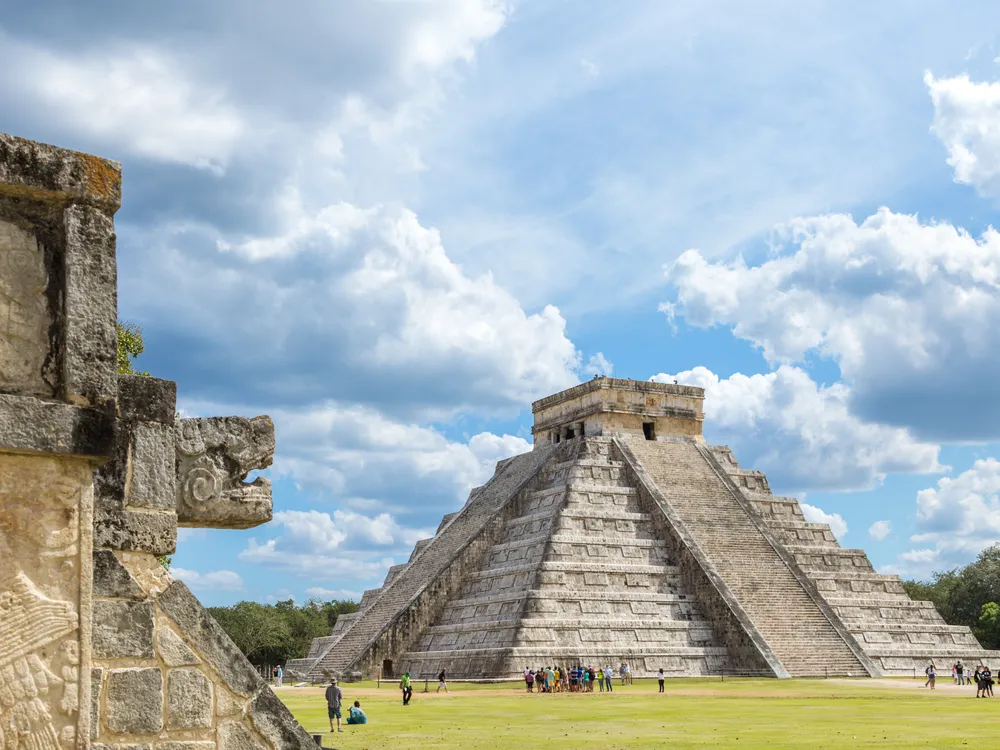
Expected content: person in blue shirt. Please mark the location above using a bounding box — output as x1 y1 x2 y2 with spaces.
346 700 367 725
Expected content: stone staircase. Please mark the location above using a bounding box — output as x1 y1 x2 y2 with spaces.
306 444 557 680
717 449 997 676
402 437 730 678
619 437 870 677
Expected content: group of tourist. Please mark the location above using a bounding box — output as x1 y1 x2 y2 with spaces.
523 663 636 693
922 661 994 696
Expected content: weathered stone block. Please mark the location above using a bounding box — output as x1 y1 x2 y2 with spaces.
248 689 316 750
218 720 266 750
106 668 163 734
63 203 117 407
94 506 177 555
157 626 201 667
156 743 215 750
167 668 213 729
0 219 52 396
94 600 155 658
118 374 177 424
93 549 144 598
129 423 176 509
0 393 115 458
158 581 262 697
91 668 103 740
0 133 122 209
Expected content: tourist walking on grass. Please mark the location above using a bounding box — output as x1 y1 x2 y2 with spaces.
983 666 994 697
604 665 614 693
975 666 984 698
400 671 413 705
658 669 665 693
956 661 965 686
525 667 534 693
325 677 343 733
437 669 448 693
924 663 936 689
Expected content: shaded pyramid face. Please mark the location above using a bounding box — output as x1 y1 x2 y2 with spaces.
403 438 729 679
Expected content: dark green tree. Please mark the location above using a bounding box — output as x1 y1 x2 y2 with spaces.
206 598 359 667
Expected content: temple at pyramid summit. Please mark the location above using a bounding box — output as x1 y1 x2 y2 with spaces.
288 377 1000 681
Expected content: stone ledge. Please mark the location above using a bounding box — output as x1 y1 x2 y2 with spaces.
0 133 121 209
0 394 115 459
94 508 177 556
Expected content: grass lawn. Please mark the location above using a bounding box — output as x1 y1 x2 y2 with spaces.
276 677 995 749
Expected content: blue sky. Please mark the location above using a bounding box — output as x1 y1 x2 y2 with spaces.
6 1 1000 605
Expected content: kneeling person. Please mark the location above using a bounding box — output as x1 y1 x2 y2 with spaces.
347 700 367 725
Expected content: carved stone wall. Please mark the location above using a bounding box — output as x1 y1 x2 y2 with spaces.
0 132 314 749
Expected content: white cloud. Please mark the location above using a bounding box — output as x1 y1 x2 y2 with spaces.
144 203 580 416
664 208 1000 440
650 365 942 492
801 503 848 540
892 458 1000 577
239 506 429 580
926 71 1000 198
0 38 245 171
172 567 245 591
251 399 532 503
868 520 892 541
582 352 613 377
304 586 364 601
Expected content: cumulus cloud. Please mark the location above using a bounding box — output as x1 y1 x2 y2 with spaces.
868 520 892 541
926 71 1000 198
239 508 434 580
663 208 1000 440
582 352 613 377
801 503 848 540
892 458 1000 577
250 399 532 504
172 567 245 591
142 203 580 416
0 37 244 171
650 366 942 492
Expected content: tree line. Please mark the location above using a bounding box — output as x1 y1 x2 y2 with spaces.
902 543 1000 649
207 599 359 666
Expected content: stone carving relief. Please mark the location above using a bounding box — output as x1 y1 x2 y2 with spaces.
0 456 90 750
175 417 275 529
0 220 51 395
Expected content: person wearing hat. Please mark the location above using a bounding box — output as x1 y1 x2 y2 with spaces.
400 671 413 705
325 677 343 732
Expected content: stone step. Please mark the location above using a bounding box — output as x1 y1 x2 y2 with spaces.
309 446 557 678
422 617 712 636
620 437 868 678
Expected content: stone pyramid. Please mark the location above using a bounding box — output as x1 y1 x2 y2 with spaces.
290 378 1000 681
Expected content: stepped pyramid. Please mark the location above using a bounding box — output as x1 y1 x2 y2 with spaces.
289 378 999 681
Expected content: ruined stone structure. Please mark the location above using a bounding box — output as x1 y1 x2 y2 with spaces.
0 134 314 749
294 377 1000 681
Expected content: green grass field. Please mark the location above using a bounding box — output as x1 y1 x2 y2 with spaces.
276 677 995 749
